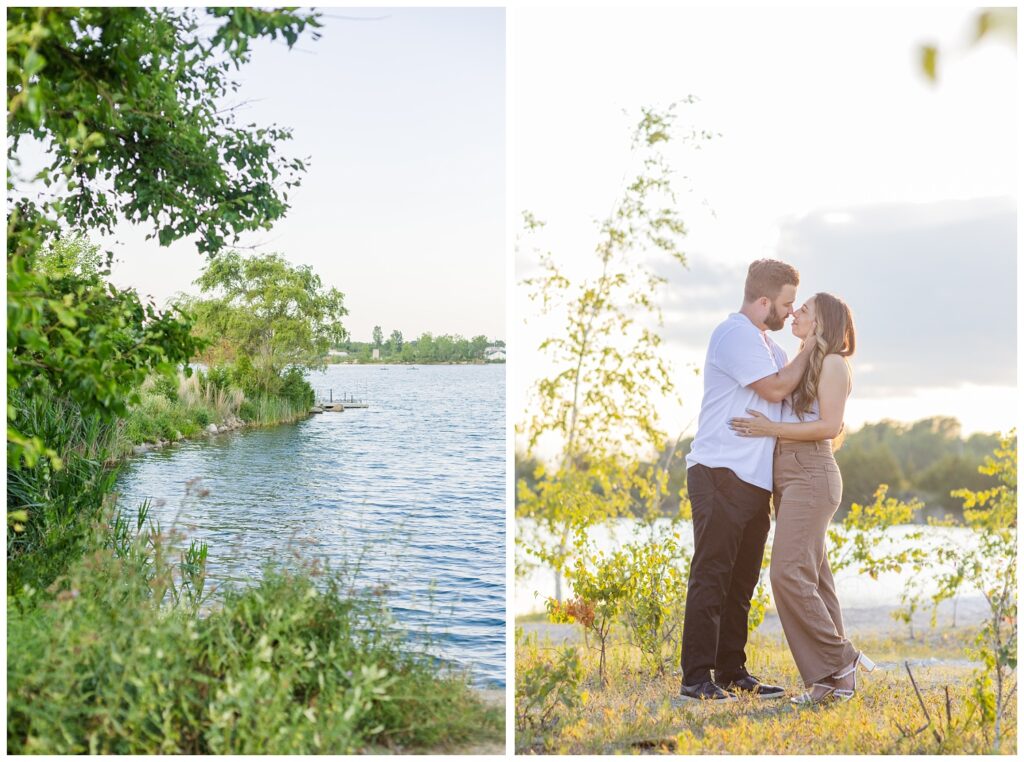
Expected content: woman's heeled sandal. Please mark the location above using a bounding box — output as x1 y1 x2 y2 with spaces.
831 652 876 700
790 682 837 706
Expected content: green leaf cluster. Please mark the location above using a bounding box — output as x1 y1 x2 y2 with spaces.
514 632 585 735
826 484 927 579
7 236 200 470
7 6 321 257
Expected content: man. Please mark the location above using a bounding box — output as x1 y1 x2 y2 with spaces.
678 258 813 702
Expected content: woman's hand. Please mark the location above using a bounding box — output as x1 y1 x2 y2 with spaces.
729 409 778 438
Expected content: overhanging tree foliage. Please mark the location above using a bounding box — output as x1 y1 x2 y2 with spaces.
7 6 322 257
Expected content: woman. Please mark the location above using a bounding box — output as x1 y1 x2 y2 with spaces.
729 292 874 705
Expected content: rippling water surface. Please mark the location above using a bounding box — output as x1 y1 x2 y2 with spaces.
116 364 506 687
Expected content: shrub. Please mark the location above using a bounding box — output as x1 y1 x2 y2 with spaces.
206 365 233 392
515 633 585 735
239 398 258 422
619 531 688 674
279 366 314 409
153 372 179 402
231 354 263 398
193 407 211 427
7 514 502 754
548 550 631 684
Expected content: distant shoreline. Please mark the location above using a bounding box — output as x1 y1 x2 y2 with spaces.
325 360 506 366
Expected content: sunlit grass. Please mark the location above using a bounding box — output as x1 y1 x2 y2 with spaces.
516 623 1015 755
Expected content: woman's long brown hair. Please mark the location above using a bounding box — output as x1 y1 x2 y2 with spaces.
792 293 856 439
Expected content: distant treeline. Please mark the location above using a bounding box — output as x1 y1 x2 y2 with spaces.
332 330 505 364
516 416 1001 522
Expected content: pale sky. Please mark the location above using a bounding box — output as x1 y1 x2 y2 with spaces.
512 5 1017 454
15 8 506 343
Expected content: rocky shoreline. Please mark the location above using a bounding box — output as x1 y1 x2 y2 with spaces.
128 415 254 456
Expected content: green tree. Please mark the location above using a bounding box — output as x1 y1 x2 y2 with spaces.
435 334 456 362
470 334 489 360
389 329 404 353
372 326 384 348
7 6 320 467
181 252 347 393
834 444 906 513
416 333 436 362
517 103 710 600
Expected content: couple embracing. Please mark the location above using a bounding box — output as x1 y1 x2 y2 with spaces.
678 258 875 706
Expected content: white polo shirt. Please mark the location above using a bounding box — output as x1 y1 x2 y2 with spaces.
685 313 788 491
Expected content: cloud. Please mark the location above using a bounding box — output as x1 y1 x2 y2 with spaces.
657 256 747 347
657 197 1016 394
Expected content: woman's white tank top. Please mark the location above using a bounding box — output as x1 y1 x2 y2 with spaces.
781 397 819 423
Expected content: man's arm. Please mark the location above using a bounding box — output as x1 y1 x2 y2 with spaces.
731 355 849 439
748 342 813 403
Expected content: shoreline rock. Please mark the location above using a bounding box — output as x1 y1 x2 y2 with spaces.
124 409 311 462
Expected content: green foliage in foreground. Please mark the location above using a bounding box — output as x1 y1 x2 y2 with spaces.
7 236 200 470
7 517 502 754
7 6 320 258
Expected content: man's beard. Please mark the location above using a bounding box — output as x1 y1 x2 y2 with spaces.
765 303 786 331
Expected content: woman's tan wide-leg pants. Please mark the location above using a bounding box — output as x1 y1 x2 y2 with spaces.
770 439 858 687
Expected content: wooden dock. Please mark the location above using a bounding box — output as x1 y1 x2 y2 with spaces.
311 389 369 413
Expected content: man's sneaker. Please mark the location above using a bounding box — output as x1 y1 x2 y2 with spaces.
717 673 786 699
678 680 738 703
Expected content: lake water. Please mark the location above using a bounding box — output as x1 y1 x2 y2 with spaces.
115 364 506 688
516 519 985 618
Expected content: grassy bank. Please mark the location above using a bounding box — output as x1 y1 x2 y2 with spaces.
516 623 1016 755
8 513 502 753
117 371 311 457
8 376 504 753
6 371 312 595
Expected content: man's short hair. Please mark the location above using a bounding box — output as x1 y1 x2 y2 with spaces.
744 259 800 303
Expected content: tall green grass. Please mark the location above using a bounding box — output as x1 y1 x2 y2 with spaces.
120 372 245 447
7 509 502 753
122 370 310 448
237 393 310 427
6 395 122 595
